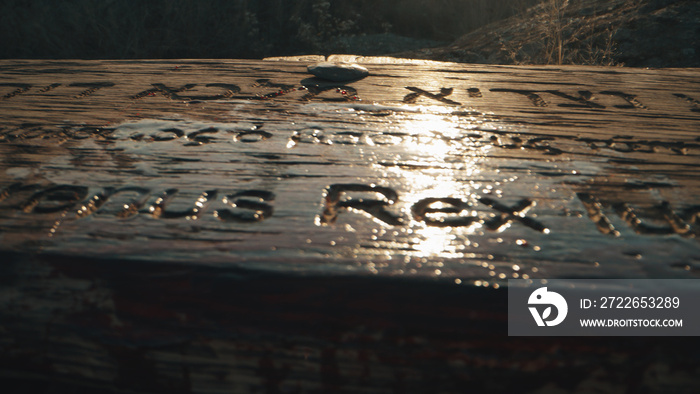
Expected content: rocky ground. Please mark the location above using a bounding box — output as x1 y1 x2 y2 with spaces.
394 0 699 68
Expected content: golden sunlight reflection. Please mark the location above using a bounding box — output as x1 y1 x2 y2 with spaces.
412 226 460 258
374 107 496 259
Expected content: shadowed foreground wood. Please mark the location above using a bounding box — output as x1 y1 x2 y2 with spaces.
1 58 700 392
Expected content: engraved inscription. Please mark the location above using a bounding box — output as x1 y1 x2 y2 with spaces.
491 89 604 109
576 136 698 156
1 183 276 223
301 85 359 101
130 82 243 100
490 135 563 156
545 90 604 109
21 185 89 214
317 184 552 233
234 124 272 143
0 76 697 115
288 128 331 147
0 182 43 206
3 181 698 241
490 88 547 107
318 184 403 226
599 90 647 109
467 88 483 98
76 188 114 218
577 193 699 237
252 80 359 101
93 187 152 218
673 93 700 112
403 87 460 105
38 83 62 93
69 82 116 98
185 127 220 145
147 189 218 220
412 198 479 228
199 83 242 100
253 79 299 100
479 197 549 234
215 190 275 222
577 193 620 237
2 121 698 160
0 83 32 101
152 128 185 141
131 83 198 100
614 203 687 237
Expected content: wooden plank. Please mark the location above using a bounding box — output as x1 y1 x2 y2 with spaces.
1 59 699 278
1 59 700 392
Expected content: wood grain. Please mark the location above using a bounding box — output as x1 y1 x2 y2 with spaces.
1 59 699 278
1 59 700 392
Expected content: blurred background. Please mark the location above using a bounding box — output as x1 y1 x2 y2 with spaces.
0 0 534 58
0 0 697 67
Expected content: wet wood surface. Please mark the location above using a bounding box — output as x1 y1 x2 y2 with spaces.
1 58 700 392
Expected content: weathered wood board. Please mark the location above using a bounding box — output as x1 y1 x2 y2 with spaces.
1 58 700 392
1 58 699 278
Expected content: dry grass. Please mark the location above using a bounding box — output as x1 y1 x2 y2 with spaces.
539 0 625 66
495 0 633 66
543 0 566 65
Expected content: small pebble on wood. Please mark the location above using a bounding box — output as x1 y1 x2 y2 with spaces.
307 62 369 82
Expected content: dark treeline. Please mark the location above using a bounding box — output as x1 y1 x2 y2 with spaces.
0 0 540 59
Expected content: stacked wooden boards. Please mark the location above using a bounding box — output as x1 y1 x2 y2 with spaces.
1 58 699 392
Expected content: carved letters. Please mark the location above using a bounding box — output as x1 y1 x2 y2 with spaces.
479 197 549 234
0 83 32 100
403 87 461 105
0 78 696 115
319 184 402 226
1 181 698 240
0 183 273 224
411 198 479 228
577 193 699 238
69 82 116 98
216 190 275 222
318 184 549 233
